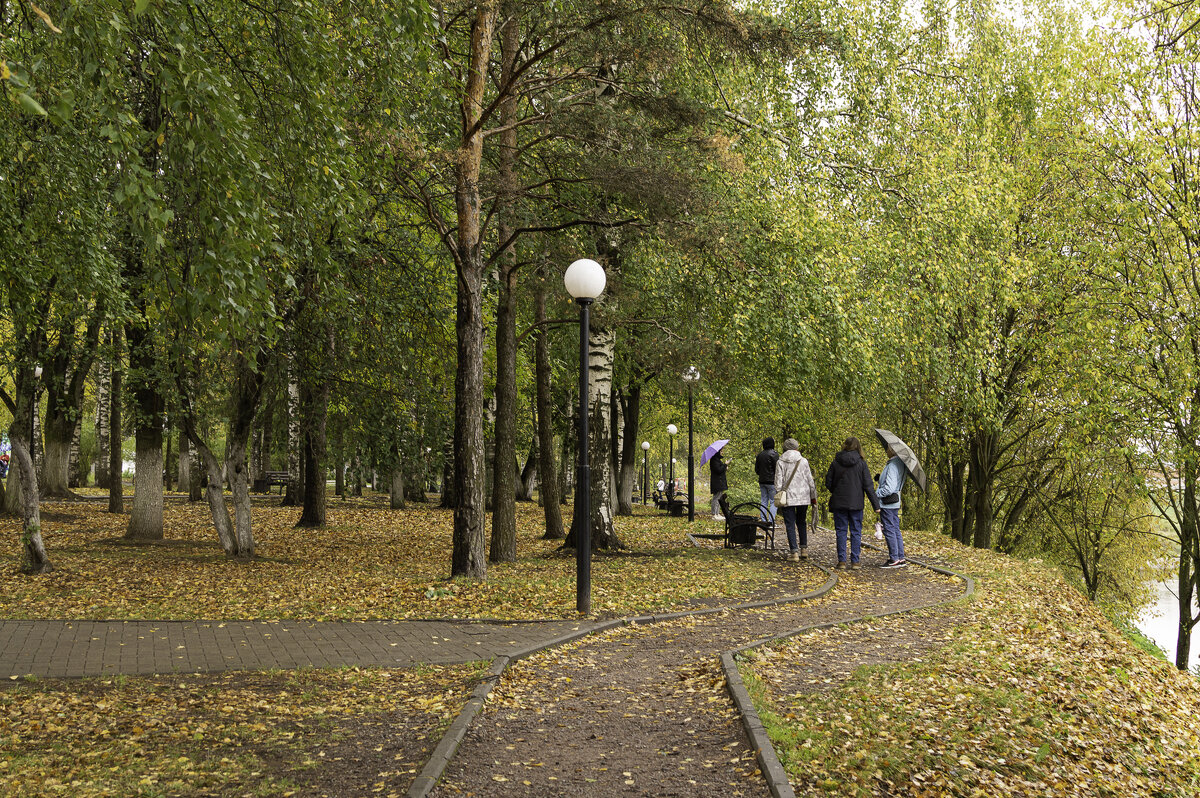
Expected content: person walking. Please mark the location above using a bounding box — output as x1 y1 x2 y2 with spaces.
876 443 909 568
709 449 729 520
824 436 880 570
754 438 780 522
774 439 817 561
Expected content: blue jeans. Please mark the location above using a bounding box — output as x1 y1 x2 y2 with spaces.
759 483 776 522
832 508 863 563
880 506 904 560
782 505 808 552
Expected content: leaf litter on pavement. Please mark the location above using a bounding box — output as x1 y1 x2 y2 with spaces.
742 529 1200 797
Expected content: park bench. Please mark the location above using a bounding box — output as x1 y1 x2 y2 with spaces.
720 495 775 550
261 471 289 494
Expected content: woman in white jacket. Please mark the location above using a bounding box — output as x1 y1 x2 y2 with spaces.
774 438 817 561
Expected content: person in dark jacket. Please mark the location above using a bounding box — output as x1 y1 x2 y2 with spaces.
709 449 729 520
824 436 880 570
754 438 780 522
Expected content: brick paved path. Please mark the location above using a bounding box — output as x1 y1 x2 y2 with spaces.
0 619 594 678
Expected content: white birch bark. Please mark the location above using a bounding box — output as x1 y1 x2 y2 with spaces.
586 324 620 548
95 357 111 488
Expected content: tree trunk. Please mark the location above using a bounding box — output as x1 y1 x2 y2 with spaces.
560 391 573 504
449 0 498 579
179 427 191 496
296 346 330 528
969 431 996 549
41 411 74 499
8 366 51 572
283 367 302 506
189 446 203 502
195 440 238 555
95 353 111 489
163 427 173 492
534 279 564 538
108 330 124 514
43 310 102 497
11 435 51 573
567 323 622 550
68 416 82 488
125 321 164 540
440 434 455 507
488 5 522 564
616 385 642 515
227 436 255 557
518 440 537 501
406 454 428 502
1176 461 1200 670
391 465 405 510
334 425 345 496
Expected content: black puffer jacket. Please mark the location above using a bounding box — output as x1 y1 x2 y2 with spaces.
824 450 880 513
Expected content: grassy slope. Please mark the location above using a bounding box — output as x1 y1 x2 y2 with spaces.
743 529 1200 797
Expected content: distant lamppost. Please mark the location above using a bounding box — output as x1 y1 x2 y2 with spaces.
682 366 699 521
564 257 606 614
641 441 650 505
667 424 678 504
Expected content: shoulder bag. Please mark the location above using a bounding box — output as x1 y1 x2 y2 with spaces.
775 461 801 508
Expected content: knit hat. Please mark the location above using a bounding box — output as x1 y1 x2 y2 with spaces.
783 438 799 451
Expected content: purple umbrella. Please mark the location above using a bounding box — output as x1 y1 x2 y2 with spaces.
700 439 730 467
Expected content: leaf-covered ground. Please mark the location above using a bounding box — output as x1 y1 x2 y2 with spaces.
0 663 482 797
742 530 1200 797
0 496 769 620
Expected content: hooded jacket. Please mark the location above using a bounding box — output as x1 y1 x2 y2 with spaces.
824 450 880 513
755 447 780 485
773 449 816 508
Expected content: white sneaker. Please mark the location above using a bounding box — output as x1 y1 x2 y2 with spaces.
712 515 725 521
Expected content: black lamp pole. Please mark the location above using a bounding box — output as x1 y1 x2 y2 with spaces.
687 385 695 522
575 297 592 614
667 434 675 503
642 446 649 505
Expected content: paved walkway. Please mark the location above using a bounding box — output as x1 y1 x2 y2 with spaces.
0 619 594 678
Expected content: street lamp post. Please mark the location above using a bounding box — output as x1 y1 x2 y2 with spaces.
682 366 699 522
564 258 606 614
641 441 650 505
667 424 678 506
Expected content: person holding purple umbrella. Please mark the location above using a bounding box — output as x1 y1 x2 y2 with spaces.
708 448 730 520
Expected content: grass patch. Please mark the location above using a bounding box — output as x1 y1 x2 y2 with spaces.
743 529 1200 797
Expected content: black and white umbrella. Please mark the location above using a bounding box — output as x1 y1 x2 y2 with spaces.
873 428 928 492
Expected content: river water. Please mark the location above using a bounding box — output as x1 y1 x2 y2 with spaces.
1135 578 1198 670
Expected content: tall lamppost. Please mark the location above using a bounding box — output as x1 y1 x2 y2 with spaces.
682 366 699 521
641 441 650 505
564 257 606 614
667 423 678 504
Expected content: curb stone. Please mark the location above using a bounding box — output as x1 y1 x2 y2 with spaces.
718 537 977 798
406 561 838 797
